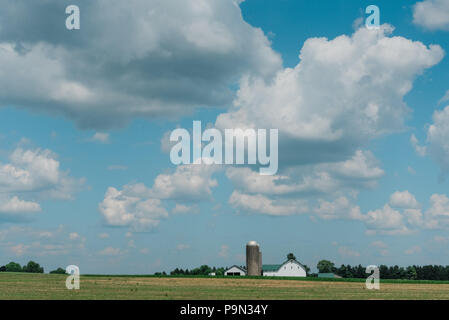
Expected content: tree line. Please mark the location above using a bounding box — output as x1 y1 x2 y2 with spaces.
163 253 304 276
316 259 449 280
160 255 449 281
0 261 66 274
163 265 226 276
3 257 449 280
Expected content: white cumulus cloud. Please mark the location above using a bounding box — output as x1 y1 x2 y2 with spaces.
413 0 449 31
216 25 444 166
0 0 281 129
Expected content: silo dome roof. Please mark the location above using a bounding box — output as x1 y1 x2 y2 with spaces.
247 241 259 246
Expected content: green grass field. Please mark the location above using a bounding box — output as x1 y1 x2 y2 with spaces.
1 273 449 300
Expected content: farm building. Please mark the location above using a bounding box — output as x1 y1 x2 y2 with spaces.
224 265 246 276
318 273 342 279
262 259 307 277
223 241 306 278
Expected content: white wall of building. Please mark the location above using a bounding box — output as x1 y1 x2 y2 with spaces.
224 266 246 276
263 261 307 277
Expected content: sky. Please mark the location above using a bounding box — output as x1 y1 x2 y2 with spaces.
1 0 449 274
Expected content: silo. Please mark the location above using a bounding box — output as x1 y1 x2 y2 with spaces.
246 241 261 276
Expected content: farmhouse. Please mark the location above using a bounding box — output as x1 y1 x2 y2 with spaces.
262 259 307 277
224 242 307 278
224 259 307 277
224 265 246 276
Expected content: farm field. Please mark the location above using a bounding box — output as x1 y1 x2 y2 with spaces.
1 273 449 299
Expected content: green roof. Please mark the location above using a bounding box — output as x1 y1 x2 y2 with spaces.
318 273 338 278
263 260 307 272
262 264 281 272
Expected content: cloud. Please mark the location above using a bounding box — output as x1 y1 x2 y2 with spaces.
69 232 80 240
38 231 53 239
405 245 422 255
410 106 449 180
0 225 86 257
410 134 427 156
99 185 169 231
98 247 123 256
314 197 363 220
224 147 385 221
370 241 388 248
0 196 41 214
0 0 281 129
313 192 423 235
413 0 449 31
98 233 110 239
364 204 411 235
151 164 219 201
389 191 420 209
329 150 384 181
226 150 384 218
0 147 84 200
229 191 308 216
0 147 83 222
225 167 297 195
424 194 449 229
329 191 449 233
218 245 229 258
90 132 110 144
439 90 449 104
433 235 449 244
160 131 176 154
226 150 383 197
99 164 219 230
176 244 191 251
10 243 28 256
426 106 449 179
172 204 196 214
216 25 444 166
127 239 135 248
338 246 360 258
370 241 389 256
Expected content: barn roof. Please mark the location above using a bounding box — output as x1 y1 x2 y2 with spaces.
318 273 341 278
263 259 306 272
262 264 282 272
225 265 246 272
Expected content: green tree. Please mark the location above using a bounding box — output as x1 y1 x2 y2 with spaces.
317 260 335 273
336 264 347 277
302 264 311 275
0 266 6 272
22 261 44 273
50 267 67 274
215 267 225 276
5 261 22 272
287 253 296 261
406 266 417 280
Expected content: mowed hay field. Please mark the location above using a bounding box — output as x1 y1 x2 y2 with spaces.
2 273 449 299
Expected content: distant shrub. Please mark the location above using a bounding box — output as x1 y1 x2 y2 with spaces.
5 262 22 272
50 267 67 274
22 261 44 273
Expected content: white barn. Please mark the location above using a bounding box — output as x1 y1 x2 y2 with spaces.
263 259 307 277
224 265 246 276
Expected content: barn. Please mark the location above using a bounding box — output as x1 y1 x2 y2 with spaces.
224 265 246 276
262 259 307 277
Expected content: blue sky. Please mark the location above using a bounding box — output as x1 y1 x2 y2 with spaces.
1 0 449 274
